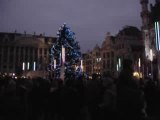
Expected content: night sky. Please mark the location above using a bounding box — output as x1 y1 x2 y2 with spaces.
0 0 155 53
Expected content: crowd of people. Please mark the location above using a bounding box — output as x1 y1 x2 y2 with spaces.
0 59 160 120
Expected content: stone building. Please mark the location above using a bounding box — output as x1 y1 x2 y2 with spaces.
101 32 116 76
140 0 160 80
0 32 56 78
115 26 144 77
100 26 143 78
83 44 101 76
83 26 143 78
91 44 101 75
82 52 92 75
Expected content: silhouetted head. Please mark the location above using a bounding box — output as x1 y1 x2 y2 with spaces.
57 78 63 88
122 59 133 71
92 73 98 80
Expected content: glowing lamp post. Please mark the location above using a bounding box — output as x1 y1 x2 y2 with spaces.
22 62 25 71
138 58 141 78
27 62 30 70
54 59 56 69
117 64 119 72
118 58 121 72
60 46 65 80
116 58 121 77
33 61 36 71
150 49 153 79
62 45 65 65
155 21 160 51
53 59 56 79
81 60 83 72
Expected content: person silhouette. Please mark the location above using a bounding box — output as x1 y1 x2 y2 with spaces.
117 59 147 120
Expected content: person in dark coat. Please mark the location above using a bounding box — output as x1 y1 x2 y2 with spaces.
117 59 147 120
86 73 103 120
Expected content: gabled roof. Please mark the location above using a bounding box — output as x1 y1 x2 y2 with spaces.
117 26 141 37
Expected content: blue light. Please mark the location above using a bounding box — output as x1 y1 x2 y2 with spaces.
155 22 159 50
155 21 160 51
157 22 160 51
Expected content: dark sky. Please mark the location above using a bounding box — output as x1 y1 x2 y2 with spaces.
0 0 155 53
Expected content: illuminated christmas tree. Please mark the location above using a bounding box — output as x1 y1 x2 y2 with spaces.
50 23 82 79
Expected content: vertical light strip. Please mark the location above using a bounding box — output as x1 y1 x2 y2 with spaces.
62 46 65 64
22 62 25 71
117 64 119 71
150 49 153 61
155 22 159 50
60 53 61 65
54 59 56 69
27 62 30 70
33 61 36 71
138 58 141 67
118 58 121 68
81 60 83 72
157 22 160 51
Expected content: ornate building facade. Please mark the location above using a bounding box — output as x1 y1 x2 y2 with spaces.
140 0 160 80
101 32 116 76
115 26 144 77
83 45 101 76
0 32 56 78
83 26 143 78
